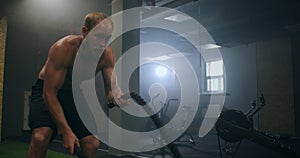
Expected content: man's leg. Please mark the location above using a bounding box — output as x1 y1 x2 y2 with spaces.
80 135 100 158
27 127 53 158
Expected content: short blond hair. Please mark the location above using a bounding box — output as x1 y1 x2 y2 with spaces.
83 12 110 31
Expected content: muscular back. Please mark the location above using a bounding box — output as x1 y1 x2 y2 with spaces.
38 34 115 92
38 35 83 82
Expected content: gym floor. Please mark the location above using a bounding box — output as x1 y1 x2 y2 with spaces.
3 131 299 158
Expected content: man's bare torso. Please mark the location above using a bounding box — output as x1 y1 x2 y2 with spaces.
38 35 108 85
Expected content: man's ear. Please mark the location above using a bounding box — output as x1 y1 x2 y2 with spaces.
82 26 88 38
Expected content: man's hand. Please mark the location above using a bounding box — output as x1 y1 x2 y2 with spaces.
62 131 80 155
107 90 130 108
116 94 131 107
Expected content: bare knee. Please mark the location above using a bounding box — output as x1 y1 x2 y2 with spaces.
82 137 99 150
27 127 52 158
30 127 52 148
81 136 99 155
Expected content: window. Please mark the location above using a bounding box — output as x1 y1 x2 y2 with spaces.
204 60 224 93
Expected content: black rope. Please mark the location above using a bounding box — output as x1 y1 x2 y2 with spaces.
107 92 183 158
130 92 183 158
74 144 85 158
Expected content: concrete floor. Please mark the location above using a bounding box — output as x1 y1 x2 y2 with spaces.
8 131 300 158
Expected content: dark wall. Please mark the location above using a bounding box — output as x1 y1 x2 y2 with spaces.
292 33 300 136
221 44 257 112
257 37 295 135
1 0 111 138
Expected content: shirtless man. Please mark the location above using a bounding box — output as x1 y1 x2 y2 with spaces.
27 12 124 158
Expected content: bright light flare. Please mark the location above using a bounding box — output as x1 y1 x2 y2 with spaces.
155 65 168 77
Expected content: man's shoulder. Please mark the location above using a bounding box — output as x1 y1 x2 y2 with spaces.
50 35 83 53
49 35 83 60
58 35 83 47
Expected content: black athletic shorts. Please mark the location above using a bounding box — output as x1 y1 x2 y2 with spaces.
28 79 93 141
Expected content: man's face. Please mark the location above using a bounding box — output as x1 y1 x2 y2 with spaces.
93 19 113 49
85 19 113 51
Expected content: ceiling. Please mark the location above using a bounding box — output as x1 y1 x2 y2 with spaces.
152 0 300 47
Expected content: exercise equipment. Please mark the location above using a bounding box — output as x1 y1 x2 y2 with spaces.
145 97 195 146
108 92 184 158
215 93 300 158
74 144 85 158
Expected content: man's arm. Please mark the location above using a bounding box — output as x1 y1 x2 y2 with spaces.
43 44 79 154
99 47 125 106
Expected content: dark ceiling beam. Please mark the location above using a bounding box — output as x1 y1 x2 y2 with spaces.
161 0 196 8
